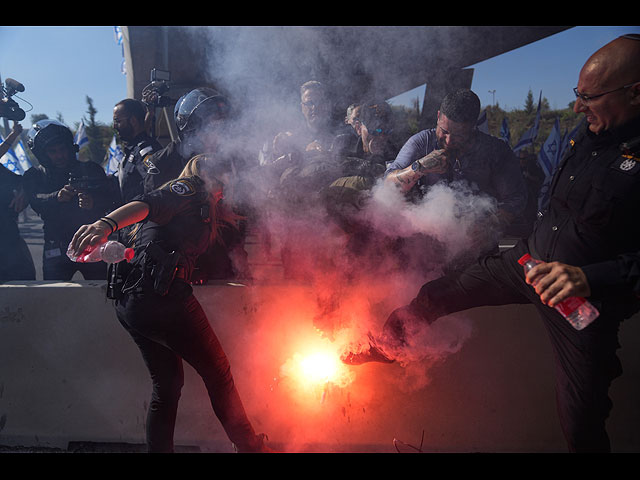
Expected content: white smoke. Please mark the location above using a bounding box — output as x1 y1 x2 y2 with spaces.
171 26 501 392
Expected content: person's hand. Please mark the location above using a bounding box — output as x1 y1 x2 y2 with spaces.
417 149 449 174
305 140 324 152
10 122 23 137
9 186 27 213
525 261 591 307
70 220 112 258
77 192 94 210
57 184 76 202
272 131 294 157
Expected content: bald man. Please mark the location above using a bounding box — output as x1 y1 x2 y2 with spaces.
343 34 640 453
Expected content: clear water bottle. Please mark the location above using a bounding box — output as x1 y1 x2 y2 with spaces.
67 240 135 264
518 253 599 330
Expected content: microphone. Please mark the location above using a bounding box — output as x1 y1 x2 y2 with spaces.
5 78 25 94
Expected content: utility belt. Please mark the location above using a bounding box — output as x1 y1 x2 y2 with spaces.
107 241 186 299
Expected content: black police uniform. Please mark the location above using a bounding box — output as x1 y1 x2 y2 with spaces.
384 116 640 452
117 132 162 204
0 165 36 281
110 175 264 453
23 161 119 281
142 140 189 196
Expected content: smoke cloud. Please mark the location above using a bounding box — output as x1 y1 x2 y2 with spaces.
163 26 504 450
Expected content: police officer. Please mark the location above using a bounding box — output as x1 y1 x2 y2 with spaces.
24 119 119 281
113 98 162 205
343 34 640 453
0 122 36 281
143 87 250 284
68 154 275 453
143 87 231 194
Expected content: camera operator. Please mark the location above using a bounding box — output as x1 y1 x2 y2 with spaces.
0 121 36 282
23 119 119 281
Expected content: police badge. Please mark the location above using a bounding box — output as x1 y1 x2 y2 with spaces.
169 179 195 196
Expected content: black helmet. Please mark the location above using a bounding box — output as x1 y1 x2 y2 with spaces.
27 119 78 166
174 87 230 138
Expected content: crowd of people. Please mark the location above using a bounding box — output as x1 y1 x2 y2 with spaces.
1 33 640 453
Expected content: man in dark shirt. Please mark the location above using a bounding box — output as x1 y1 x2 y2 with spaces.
113 98 162 205
24 120 118 280
343 34 640 453
385 89 527 243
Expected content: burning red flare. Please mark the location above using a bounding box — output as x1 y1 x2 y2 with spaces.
279 339 355 403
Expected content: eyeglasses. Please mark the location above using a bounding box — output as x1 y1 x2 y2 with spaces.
573 82 639 104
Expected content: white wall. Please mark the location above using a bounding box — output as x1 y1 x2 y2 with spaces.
1 280 639 453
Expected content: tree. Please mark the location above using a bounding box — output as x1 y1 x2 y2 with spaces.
80 95 112 165
524 90 535 114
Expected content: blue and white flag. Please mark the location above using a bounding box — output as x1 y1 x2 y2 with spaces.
74 120 89 150
537 117 562 178
513 91 542 153
105 135 124 175
476 108 489 134
500 117 511 145
114 26 127 75
0 133 29 175
13 140 32 172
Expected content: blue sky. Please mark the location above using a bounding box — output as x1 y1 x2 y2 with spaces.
389 26 640 111
1 26 639 129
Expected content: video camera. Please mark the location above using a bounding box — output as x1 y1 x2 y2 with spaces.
0 78 27 121
68 173 107 192
142 68 172 108
68 164 108 193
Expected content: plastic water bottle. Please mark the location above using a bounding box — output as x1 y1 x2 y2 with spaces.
518 253 599 330
67 240 135 264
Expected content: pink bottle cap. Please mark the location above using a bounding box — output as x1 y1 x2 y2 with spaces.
124 248 135 262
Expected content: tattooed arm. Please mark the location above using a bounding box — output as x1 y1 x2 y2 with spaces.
385 148 449 192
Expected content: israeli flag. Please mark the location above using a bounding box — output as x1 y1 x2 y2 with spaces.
513 91 542 153
114 26 127 75
500 117 511 145
105 135 124 175
0 134 26 174
476 108 489 134
114 26 123 45
74 120 89 151
13 140 32 172
537 117 562 178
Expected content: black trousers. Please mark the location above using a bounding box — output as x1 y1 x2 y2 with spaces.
390 241 623 453
114 281 257 452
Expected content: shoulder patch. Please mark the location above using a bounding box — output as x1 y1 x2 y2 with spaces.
139 145 154 156
143 156 160 175
169 179 196 196
612 155 640 175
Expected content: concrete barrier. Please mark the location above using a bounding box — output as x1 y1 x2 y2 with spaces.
1 279 639 453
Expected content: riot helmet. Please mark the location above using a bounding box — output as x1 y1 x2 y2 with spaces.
27 119 78 168
174 87 231 139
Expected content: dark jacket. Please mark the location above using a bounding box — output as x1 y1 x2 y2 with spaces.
117 132 162 204
23 160 119 245
528 115 640 315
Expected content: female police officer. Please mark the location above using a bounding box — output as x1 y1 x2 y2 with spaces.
69 154 274 453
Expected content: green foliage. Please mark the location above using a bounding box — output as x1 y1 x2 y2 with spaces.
78 96 114 166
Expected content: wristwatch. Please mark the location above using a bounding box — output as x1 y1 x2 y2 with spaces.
411 160 422 172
